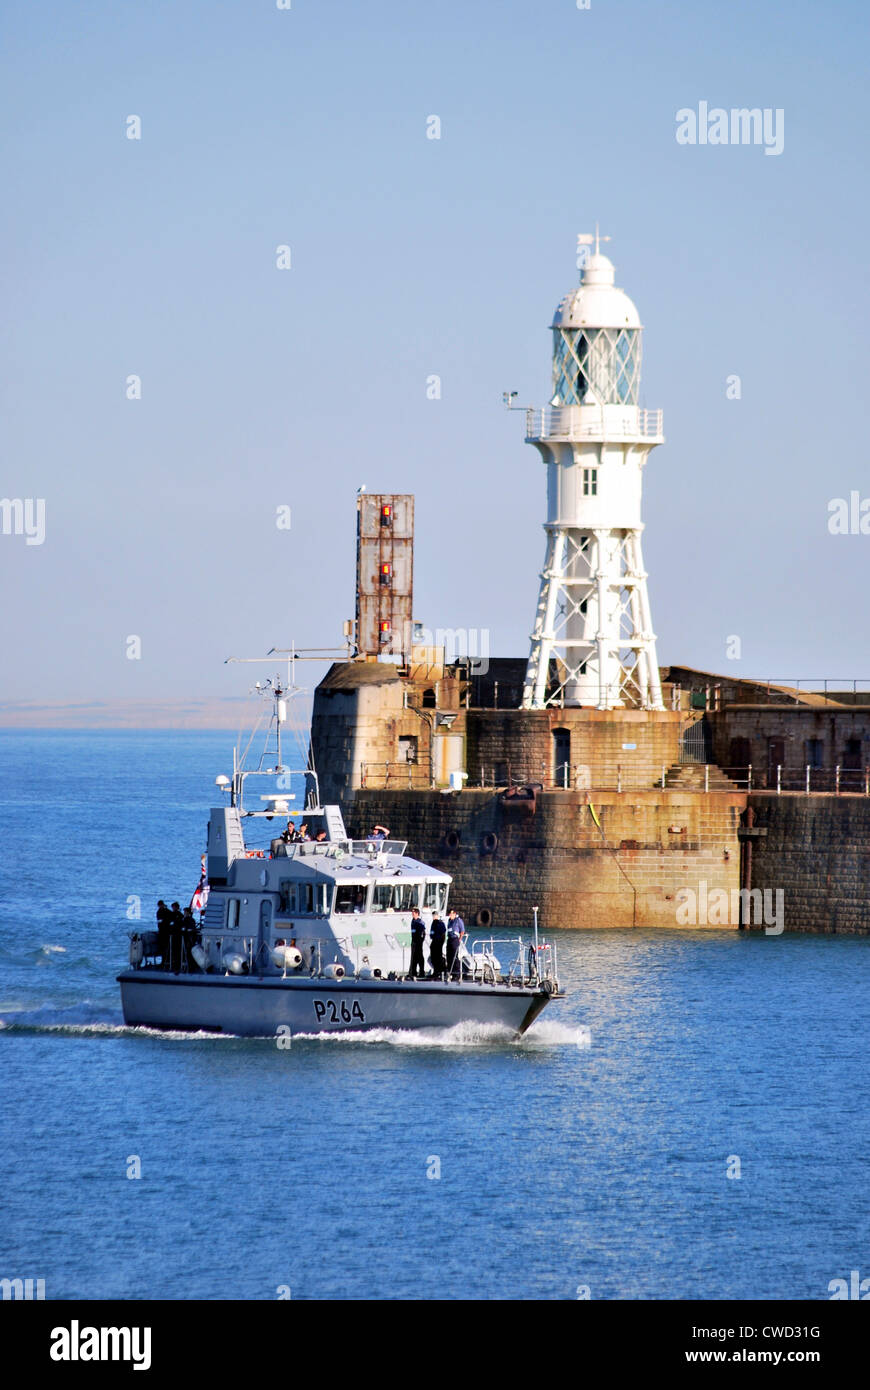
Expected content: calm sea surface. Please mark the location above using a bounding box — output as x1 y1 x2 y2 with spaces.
1 730 868 1300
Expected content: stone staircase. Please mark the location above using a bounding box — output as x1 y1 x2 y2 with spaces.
662 763 739 791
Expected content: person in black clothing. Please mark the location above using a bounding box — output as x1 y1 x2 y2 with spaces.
182 906 200 972
408 908 426 979
168 902 184 973
429 914 447 980
155 900 171 967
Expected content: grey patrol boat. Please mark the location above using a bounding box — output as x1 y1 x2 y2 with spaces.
119 667 562 1038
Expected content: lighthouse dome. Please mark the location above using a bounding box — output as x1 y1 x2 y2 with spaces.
552 254 642 330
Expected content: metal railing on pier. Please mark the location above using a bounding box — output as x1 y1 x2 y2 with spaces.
359 761 433 790
674 679 870 709
726 765 870 795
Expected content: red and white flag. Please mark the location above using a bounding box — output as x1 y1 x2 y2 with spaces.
190 855 209 913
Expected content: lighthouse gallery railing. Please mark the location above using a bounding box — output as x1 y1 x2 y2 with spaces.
525 406 663 440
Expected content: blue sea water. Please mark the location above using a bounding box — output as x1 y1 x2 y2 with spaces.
1 730 868 1301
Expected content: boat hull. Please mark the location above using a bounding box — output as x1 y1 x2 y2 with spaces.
117 971 553 1037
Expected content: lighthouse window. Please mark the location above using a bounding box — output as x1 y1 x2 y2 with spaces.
552 327 641 406
582 468 598 496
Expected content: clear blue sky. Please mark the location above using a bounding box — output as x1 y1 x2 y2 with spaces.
2 0 868 703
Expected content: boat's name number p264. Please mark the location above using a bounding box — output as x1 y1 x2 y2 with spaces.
313 998 366 1025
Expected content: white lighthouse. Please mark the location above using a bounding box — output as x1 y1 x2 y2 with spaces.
521 235 665 711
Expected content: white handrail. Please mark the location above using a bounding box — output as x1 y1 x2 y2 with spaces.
525 406 663 440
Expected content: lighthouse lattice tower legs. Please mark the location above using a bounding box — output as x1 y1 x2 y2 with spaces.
521 243 665 711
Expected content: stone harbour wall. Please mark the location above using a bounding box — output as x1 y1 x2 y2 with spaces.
747 793 870 933
466 708 685 789
345 788 744 930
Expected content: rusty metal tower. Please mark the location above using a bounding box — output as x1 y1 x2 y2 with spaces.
355 493 414 661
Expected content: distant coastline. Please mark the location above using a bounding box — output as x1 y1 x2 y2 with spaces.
0 697 313 731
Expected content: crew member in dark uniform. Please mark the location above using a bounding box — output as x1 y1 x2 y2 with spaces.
168 901 184 973
156 900 171 968
446 909 465 979
409 907 426 979
429 912 447 980
182 906 200 972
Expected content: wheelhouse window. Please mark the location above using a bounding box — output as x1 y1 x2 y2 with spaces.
290 882 329 915
371 881 421 913
334 884 367 914
424 882 446 913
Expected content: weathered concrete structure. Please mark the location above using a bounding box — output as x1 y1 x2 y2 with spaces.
310 654 870 933
746 795 870 934
339 785 744 931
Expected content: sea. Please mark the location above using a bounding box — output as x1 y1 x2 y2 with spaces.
1 730 868 1301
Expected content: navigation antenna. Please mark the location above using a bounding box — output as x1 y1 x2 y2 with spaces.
225 644 350 774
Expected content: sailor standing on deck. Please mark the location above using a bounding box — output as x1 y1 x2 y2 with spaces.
156 900 171 967
409 907 426 979
168 902 184 972
429 912 447 979
181 906 199 971
446 909 465 979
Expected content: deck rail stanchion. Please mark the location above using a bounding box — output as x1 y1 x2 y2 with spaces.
776 764 781 796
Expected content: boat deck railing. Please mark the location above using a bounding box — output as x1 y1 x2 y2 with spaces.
130 929 558 991
468 936 558 988
271 838 408 860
